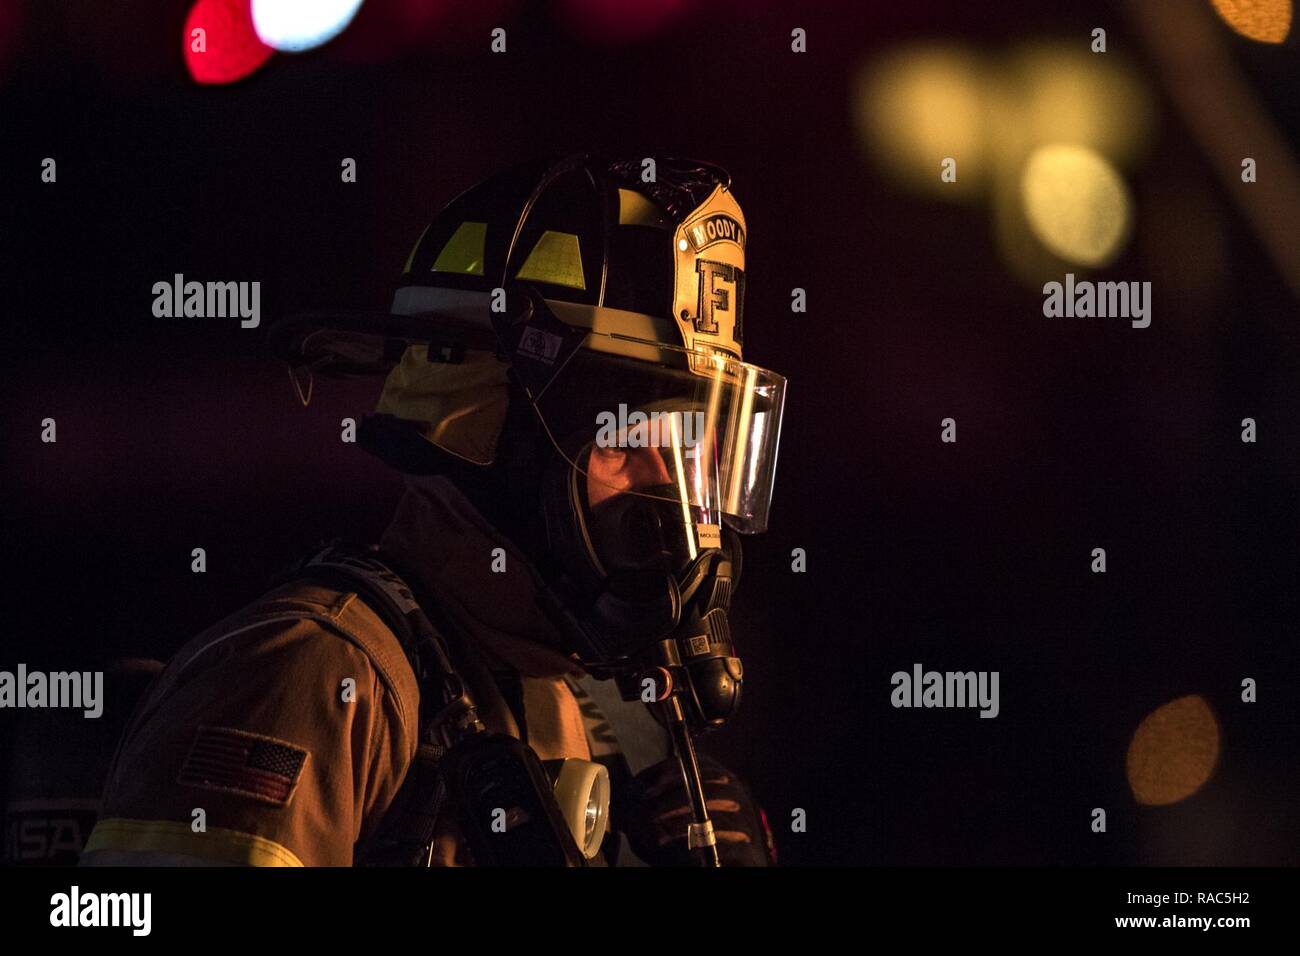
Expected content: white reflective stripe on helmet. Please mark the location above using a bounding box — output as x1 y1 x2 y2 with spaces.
390 285 687 366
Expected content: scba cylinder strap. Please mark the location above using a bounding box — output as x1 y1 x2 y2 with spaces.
292 542 593 866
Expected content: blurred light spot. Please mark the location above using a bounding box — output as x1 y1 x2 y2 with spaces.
1126 695 1221 806
184 0 274 85
1020 144 1132 267
854 46 998 200
557 0 691 44
999 44 1155 169
853 41 1156 216
252 0 366 52
1208 0 1292 43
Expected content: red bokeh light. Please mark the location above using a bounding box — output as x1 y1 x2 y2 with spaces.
183 0 273 85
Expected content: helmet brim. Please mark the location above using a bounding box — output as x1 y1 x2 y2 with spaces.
268 310 499 378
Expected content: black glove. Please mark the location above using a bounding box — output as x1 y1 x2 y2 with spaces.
623 753 776 866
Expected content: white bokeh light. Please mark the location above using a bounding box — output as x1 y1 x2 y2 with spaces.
251 0 366 53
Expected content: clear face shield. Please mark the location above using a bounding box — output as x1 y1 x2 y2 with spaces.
522 332 786 579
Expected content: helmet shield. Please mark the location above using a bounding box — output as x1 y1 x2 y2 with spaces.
522 329 786 542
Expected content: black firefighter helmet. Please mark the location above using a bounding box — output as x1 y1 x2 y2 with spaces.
269 154 786 666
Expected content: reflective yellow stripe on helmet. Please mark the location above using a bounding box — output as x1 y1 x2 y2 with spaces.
515 230 586 290
432 222 488 276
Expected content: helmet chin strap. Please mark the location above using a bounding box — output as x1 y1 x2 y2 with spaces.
534 568 679 667
535 525 745 728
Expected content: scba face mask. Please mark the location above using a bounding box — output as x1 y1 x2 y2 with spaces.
506 300 784 728
541 440 750 729
542 429 745 649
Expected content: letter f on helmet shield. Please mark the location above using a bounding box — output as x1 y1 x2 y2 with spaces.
694 260 729 335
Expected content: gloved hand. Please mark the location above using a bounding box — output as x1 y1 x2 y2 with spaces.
623 753 776 866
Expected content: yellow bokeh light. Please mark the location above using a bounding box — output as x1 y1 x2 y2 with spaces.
1208 0 1292 44
1126 695 1221 807
853 41 1154 212
853 46 997 199
999 44 1156 169
1020 144 1132 267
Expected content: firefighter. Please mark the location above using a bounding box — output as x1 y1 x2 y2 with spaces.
82 155 786 866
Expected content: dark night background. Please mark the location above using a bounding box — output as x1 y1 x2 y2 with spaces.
2 0 1298 866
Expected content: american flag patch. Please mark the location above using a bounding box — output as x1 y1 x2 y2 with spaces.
178 726 308 807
